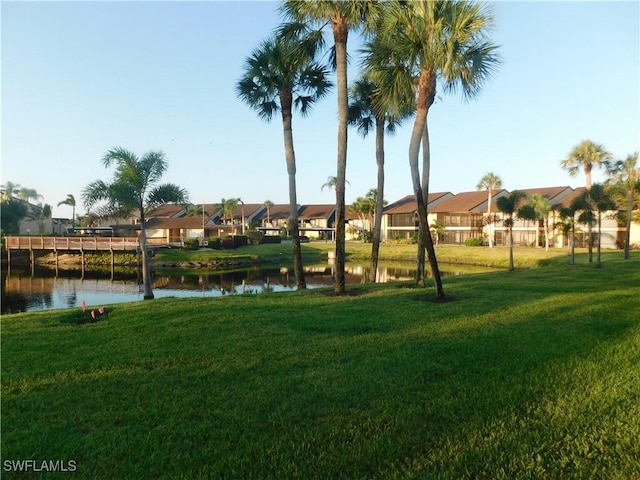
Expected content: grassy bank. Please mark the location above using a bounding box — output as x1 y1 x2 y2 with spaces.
2 254 639 479
155 241 595 270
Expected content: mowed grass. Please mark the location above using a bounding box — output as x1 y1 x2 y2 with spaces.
1 252 639 479
156 240 588 270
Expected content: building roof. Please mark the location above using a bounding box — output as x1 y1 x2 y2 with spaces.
430 190 509 213
383 192 453 215
298 204 335 220
551 187 587 209
147 204 187 218
147 217 207 229
254 204 295 222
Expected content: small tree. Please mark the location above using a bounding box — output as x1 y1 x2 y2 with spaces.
477 173 503 247
497 191 526 271
83 147 188 300
57 194 77 233
605 151 639 259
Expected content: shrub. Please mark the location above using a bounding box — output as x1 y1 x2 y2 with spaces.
234 235 248 247
207 237 222 250
465 237 484 247
183 238 201 250
260 235 282 244
221 236 249 249
221 237 235 249
246 230 264 245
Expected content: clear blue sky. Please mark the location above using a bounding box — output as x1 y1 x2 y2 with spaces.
2 1 639 219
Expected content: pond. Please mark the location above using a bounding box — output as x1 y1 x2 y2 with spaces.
1 262 495 313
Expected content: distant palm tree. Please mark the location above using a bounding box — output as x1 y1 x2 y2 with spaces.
348 76 411 281
320 176 349 192
477 173 503 247
578 183 616 268
430 220 446 247
281 0 380 295
561 140 613 262
57 194 77 233
0 181 21 201
18 187 40 203
525 193 551 250
365 0 501 297
83 147 189 300
263 200 274 225
217 198 239 231
557 206 577 264
497 190 526 271
605 151 639 259
237 27 331 290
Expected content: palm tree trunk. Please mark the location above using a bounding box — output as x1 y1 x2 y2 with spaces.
596 212 602 268
625 191 633 259
333 24 349 295
139 224 154 300
586 172 593 262
509 224 515 271
370 117 385 282
280 90 306 289
543 220 549 251
418 86 444 299
570 220 575 265
487 190 493 248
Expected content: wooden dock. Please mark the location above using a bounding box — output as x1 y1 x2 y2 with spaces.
3 236 167 266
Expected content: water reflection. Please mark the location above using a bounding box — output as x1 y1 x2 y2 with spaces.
1 262 493 313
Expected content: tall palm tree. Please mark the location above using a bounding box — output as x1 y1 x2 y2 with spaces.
57 194 77 233
281 0 380 295
606 151 639 259
561 140 613 262
476 172 502 247
82 147 188 300
497 190 526 271
263 200 274 225
365 0 501 298
348 76 411 281
237 28 331 290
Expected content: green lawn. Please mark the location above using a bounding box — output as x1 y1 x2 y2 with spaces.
155 240 591 270
2 252 639 479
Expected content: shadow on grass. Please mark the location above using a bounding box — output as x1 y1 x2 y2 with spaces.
2 262 638 478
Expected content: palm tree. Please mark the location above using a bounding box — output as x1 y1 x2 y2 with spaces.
585 183 617 268
0 181 20 201
561 140 613 262
606 151 639 259
237 28 331 290
263 200 274 226
365 0 500 298
321 176 350 192
558 205 578 265
476 173 502 247
348 76 411 281
217 198 239 231
430 220 446 247
82 147 189 300
497 190 526 271
57 194 77 233
525 193 551 250
281 0 380 295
